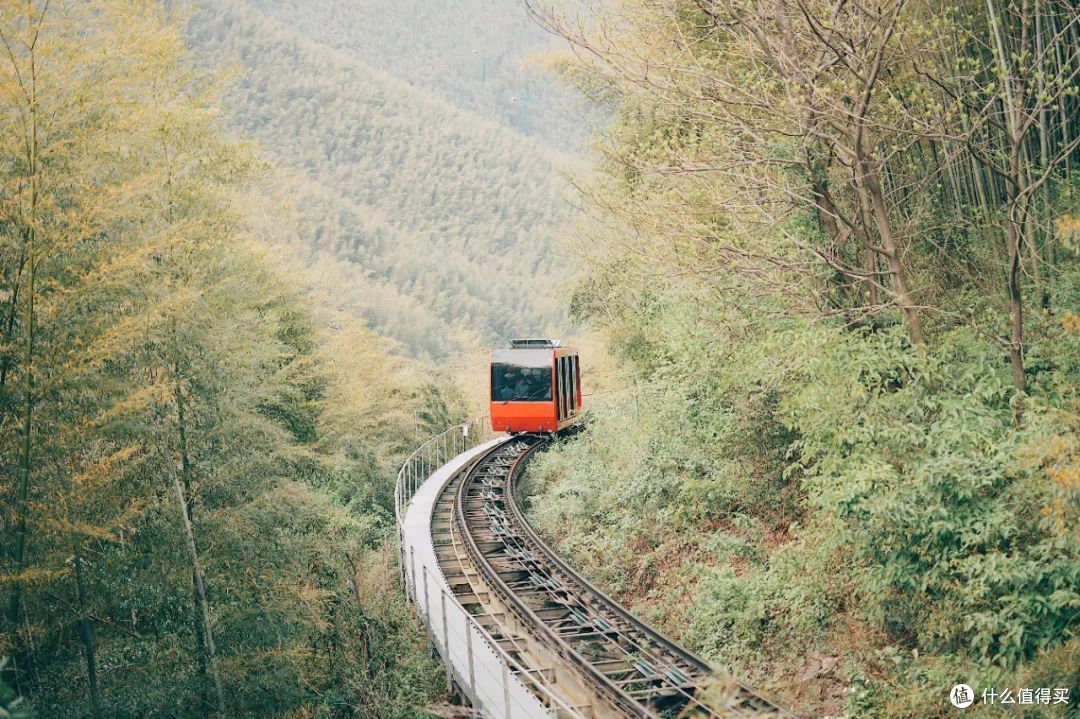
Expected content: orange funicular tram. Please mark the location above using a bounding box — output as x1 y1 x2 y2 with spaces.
489 338 581 434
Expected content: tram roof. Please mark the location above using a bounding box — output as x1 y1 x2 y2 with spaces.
508 338 560 349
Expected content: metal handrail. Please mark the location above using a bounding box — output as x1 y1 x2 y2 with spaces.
394 417 490 523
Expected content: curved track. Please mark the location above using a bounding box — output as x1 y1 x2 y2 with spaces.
432 435 792 718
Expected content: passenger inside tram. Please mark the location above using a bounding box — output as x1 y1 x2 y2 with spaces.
498 371 517 400
492 363 552 402
529 368 552 400
514 373 532 399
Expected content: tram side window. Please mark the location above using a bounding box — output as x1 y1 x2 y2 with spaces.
560 358 570 418
492 363 553 402
561 356 570 416
569 355 578 409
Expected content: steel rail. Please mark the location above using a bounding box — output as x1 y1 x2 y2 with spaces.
452 437 794 718
455 439 655 716
502 444 789 718
434 444 589 718
459 439 707 717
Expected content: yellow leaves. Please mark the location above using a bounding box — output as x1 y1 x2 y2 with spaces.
1059 214 1080 232
291 583 335 615
69 445 138 489
40 517 118 543
1047 462 1080 491
1015 408 1079 539
218 645 316 675
1062 312 1080 333
96 381 172 425
0 566 64 587
1034 429 1080 540
1059 213 1080 252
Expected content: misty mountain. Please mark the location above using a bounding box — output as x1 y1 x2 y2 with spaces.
185 0 577 357
239 0 592 148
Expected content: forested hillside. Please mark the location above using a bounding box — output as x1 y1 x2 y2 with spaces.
240 0 593 147
0 4 457 716
184 0 573 359
523 1 1080 717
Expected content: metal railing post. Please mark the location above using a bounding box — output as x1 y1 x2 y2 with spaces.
441 589 452 692
422 566 431 626
409 545 417 604
397 525 405 589
466 619 476 707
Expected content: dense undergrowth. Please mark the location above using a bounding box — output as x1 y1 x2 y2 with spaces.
528 282 1080 717
522 1 1080 715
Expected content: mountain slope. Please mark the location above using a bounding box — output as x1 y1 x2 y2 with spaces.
239 0 591 148
186 0 575 358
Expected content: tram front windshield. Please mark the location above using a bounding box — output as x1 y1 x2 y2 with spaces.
491 351 552 402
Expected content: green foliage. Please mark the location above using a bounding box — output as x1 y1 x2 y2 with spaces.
0 660 26 719
781 325 1079 669
529 276 1079 716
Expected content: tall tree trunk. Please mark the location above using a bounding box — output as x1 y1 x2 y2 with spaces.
72 539 102 716
807 149 858 311
857 158 925 346
1006 207 1027 398
1020 146 1045 302
1048 10 1071 180
1035 0 1053 309
344 552 371 674
170 461 226 716
6 236 33 637
854 169 882 309
0 247 26 397
7 50 39 682
987 0 1029 402
1005 161 1028 400
174 379 213 714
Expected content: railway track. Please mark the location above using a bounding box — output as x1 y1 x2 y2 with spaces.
431 435 792 719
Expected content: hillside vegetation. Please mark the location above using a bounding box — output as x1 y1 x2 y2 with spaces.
185 0 573 358
0 4 458 716
524 1 1080 717
240 0 592 148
